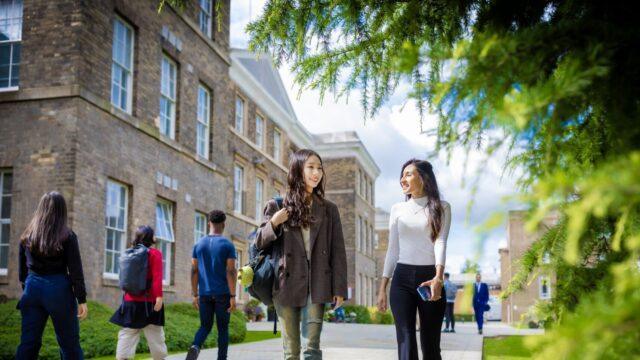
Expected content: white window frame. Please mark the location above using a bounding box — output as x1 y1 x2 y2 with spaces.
156 199 175 285
233 164 244 214
0 170 12 275
273 128 281 162
103 180 128 279
110 16 134 113
198 0 212 37
255 177 264 221
255 114 265 149
196 84 211 159
160 55 177 139
0 0 23 91
355 215 360 252
235 96 245 134
194 211 207 243
539 276 551 299
235 249 243 298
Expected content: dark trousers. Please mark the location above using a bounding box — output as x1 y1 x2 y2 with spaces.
444 302 455 330
193 294 231 359
16 274 83 360
473 305 484 330
390 263 446 360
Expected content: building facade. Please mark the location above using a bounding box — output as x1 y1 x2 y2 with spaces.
500 210 557 324
0 0 379 308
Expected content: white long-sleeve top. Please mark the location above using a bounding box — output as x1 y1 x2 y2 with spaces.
382 197 451 278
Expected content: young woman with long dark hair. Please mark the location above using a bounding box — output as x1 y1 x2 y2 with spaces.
377 159 452 360
109 225 167 360
16 191 87 359
256 149 347 360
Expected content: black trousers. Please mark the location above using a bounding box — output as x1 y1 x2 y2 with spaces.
390 263 446 360
444 302 455 329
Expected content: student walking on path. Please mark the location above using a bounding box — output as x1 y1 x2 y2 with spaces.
16 191 88 360
442 273 457 333
256 149 348 360
472 273 490 335
186 210 237 360
377 159 452 360
110 225 168 359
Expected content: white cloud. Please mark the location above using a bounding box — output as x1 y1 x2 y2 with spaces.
230 4 522 276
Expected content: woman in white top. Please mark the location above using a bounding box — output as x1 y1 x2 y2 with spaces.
377 159 451 360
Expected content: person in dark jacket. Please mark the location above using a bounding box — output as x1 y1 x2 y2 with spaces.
256 149 348 360
110 226 167 359
472 273 490 335
16 191 87 360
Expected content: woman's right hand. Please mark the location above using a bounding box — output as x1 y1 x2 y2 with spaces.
377 291 388 312
270 208 289 227
77 303 88 320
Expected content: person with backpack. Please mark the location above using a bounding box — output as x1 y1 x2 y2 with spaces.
186 210 237 360
256 149 348 360
109 226 167 360
16 191 87 359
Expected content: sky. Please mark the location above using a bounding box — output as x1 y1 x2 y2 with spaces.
230 1 525 276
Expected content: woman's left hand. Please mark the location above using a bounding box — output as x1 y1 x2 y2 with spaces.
154 297 163 312
333 296 344 310
419 277 443 301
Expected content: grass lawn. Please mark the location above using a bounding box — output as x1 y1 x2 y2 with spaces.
483 336 536 360
88 330 281 359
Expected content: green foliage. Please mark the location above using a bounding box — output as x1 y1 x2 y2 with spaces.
0 300 246 360
341 305 372 324
243 1 640 358
484 336 535 360
461 259 480 274
367 306 395 325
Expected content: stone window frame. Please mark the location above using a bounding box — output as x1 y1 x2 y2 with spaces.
156 198 175 285
255 176 264 221
233 164 245 214
198 0 213 38
273 127 282 164
255 112 265 150
160 54 178 140
0 0 22 91
0 169 12 275
103 179 128 279
234 94 246 135
194 211 207 243
196 83 211 159
110 15 135 113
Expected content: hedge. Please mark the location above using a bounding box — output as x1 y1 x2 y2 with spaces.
324 305 394 324
0 300 246 360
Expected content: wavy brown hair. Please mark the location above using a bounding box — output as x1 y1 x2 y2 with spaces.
20 191 71 256
401 159 444 243
284 149 325 228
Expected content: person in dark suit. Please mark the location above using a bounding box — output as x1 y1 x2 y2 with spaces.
472 273 489 334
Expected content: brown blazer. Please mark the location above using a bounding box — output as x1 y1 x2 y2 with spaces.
255 195 348 307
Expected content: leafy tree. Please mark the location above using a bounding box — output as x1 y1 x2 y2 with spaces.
162 1 640 358
461 259 480 274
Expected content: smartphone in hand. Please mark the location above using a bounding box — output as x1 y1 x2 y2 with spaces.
417 285 432 301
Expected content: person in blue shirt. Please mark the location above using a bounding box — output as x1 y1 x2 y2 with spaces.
442 273 457 333
187 210 237 360
472 273 490 335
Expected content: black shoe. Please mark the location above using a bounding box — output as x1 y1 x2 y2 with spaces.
479 329 483 335
186 345 200 360
442 328 450 333
451 329 456 333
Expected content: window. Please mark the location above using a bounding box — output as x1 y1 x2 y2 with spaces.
235 249 242 298
196 84 210 158
0 0 22 90
539 276 551 299
198 0 212 37
370 224 374 255
194 211 207 243
360 217 365 253
255 114 264 149
110 16 134 112
160 55 177 139
104 180 128 277
364 220 369 254
273 128 281 162
0 170 12 274
355 215 360 252
255 178 264 221
156 199 175 284
234 96 244 134
233 165 244 213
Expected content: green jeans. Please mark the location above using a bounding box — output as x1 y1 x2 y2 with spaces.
274 297 325 360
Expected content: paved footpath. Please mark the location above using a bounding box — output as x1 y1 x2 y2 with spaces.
167 321 543 360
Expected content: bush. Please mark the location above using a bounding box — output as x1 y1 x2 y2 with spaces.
341 305 371 324
0 300 246 360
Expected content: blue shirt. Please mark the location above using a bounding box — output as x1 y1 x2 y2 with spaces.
192 235 237 296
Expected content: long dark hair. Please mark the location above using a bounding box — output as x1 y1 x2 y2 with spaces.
401 159 444 243
132 225 155 247
284 149 325 228
20 191 71 256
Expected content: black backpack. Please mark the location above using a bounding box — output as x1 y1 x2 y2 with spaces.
118 244 149 296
